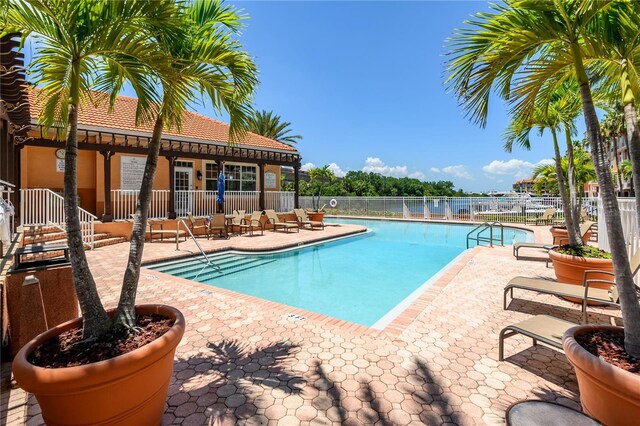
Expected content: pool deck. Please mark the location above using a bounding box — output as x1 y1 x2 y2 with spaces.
2 222 620 425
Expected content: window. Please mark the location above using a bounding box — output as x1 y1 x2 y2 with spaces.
204 162 218 191
224 164 257 191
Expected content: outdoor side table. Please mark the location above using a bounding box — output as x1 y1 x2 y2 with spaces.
506 401 601 426
13 244 70 271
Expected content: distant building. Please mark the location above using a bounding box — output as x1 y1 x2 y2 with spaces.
584 138 633 198
512 178 543 195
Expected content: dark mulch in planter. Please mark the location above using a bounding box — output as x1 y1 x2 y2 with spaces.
28 314 174 368
577 330 640 375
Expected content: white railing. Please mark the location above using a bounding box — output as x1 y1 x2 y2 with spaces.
20 188 96 249
110 190 295 220
598 198 639 272
300 196 600 224
112 189 170 221
1 179 16 256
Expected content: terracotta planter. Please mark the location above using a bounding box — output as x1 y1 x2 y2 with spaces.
307 212 325 222
550 226 592 245
563 325 640 426
13 304 185 426
549 250 613 304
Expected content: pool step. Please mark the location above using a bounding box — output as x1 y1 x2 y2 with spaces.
150 253 240 274
150 254 276 282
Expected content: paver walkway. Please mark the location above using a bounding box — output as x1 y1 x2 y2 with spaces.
2 223 620 425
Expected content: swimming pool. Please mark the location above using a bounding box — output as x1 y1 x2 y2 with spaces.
148 218 532 328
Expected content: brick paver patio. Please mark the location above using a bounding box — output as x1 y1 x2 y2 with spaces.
1 222 621 425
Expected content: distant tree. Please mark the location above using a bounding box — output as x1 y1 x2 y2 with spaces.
250 110 302 145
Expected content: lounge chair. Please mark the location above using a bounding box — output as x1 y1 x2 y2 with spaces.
187 213 208 238
265 210 299 233
513 221 595 261
208 214 228 239
498 315 576 361
504 249 640 323
525 207 555 226
239 211 265 236
292 208 324 230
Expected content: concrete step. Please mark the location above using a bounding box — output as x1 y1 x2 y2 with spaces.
23 231 67 245
22 225 62 237
93 236 127 249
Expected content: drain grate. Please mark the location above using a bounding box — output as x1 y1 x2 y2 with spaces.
286 313 306 321
143 274 159 280
199 289 214 296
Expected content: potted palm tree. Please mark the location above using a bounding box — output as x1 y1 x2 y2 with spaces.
5 0 257 424
306 165 335 220
446 1 640 423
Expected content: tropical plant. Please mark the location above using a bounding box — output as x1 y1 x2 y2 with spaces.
504 80 583 244
307 165 335 211
3 0 178 337
532 147 596 201
446 0 640 356
113 0 257 330
600 110 627 193
618 160 633 182
4 0 258 338
250 110 302 146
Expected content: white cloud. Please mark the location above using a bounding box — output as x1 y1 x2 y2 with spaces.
482 158 553 180
429 167 441 173
442 165 473 180
327 162 346 178
362 157 410 177
300 162 315 172
409 171 426 180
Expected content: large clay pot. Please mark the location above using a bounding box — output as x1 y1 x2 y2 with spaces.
549 249 613 304
307 212 325 222
563 325 640 426
550 226 592 245
13 304 185 426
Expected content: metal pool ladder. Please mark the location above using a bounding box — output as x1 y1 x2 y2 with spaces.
178 219 221 278
466 222 504 249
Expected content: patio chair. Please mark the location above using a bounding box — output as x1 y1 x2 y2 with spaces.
498 314 576 361
228 210 245 235
292 208 325 230
187 213 208 238
239 211 265 236
208 213 228 239
265 209 299 233
146 221 187 244
504 249 640 323
513 221 595 262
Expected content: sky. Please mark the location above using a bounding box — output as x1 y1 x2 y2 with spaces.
22 0 585 193
214 0 573 193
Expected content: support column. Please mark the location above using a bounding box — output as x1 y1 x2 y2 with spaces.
100 150 113 222
259 163 265 211
167 156 176 219
13 144 22 226
294 163 300 209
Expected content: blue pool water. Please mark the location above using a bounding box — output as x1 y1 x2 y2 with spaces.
148 219 532 327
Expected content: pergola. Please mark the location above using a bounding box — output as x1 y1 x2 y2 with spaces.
19 125 302 221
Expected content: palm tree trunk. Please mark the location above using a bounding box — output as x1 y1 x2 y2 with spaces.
113 116 164 328
65 73 110 338
622 102 640 229
572 43 640 357
551 129 579 245
563 127 581 240
612 135 623 195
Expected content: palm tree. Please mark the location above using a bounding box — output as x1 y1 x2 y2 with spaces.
307 165 335 211
584 2 640 226
5 0 179 337
600 110 626 194
250 110 302 146
532 163 559 196
504 81 582 244
446 0 640 356
5 0 258 337
112 0 258 329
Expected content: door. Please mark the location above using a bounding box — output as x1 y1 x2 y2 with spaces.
174 167 193 216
